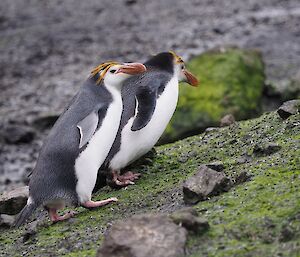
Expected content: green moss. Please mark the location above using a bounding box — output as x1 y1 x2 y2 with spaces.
0 111 299 256
162 47 265 143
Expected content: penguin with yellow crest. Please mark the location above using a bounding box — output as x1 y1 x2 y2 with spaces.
102 52 199 187
14 61 146 227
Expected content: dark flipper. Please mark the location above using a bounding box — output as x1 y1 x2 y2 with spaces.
131 87 157 131
77 105 104 148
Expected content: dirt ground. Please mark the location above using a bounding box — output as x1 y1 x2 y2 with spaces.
0 0 300 192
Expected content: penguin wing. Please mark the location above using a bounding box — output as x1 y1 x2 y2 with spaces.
131 85 158 131
77 110 100 148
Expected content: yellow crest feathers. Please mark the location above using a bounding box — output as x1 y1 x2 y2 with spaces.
90 61 119 84
169 51 184 64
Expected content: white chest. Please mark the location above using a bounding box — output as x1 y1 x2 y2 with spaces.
110 77 179 170
75 87 122 202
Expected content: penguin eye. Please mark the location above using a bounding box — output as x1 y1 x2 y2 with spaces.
110 69 117 73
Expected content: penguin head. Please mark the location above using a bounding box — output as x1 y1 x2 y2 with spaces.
91 62 146 87
145 52 199 87
169 51 199 87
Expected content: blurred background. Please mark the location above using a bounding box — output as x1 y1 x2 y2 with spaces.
0 0 300 192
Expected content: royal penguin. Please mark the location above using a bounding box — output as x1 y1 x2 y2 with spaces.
13 61 146 227
101 52 198 187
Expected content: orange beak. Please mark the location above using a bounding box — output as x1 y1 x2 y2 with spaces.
116 63 146 75
183 69 199 87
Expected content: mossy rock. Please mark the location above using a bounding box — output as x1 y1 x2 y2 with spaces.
1 110 299 256
161 46 265 143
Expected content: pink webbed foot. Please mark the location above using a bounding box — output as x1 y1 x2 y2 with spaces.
81 197 118 210
109 171 141 188
118 171 141 182
48 209 77 223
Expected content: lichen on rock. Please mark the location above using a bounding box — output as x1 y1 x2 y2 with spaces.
161 46 265 143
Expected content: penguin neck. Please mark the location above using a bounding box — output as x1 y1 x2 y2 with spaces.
103 83 122 101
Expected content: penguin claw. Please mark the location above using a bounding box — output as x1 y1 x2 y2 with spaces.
108 170 141 189
115 179 135 186
49 209 77 223
81 198 118 209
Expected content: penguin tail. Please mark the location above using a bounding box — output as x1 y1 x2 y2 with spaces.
12 202 39 228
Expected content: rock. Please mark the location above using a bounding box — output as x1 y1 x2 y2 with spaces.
278 226 294 242
97 214 187 257
170 208 209 234
161 46 265 143
236 155 252 164
30 113 59 130
234 171 252 185
264 71 300 102
205 127 219 132
286 71 300 100
0 214 15 228
206 161 224 172
183 165 231 204
1 125 35 144
0 186 29 215
277 100 300 119
124 0 137 5
253 143 281 157
22 221 38 243
220 114 236 127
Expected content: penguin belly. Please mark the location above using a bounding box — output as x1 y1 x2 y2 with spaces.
109 77 179 170
75 88 122 203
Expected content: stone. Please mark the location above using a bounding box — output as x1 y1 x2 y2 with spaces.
97 214 187 257
170 208 209 234
234 171 252 185
22 221 38 243
253 143 281 157
0 214 15 228
1 125 35 144
183 165 231 204
278 226 294 242
0 186 29 215
264 72 300 101
206 161 225 172
30 113 59 130
205 127 219 132
220 114 236 127
277 99 300 119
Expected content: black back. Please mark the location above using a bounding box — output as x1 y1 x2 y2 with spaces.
29 77 113 206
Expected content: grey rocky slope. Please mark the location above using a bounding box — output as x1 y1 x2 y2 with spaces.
1 0 300 191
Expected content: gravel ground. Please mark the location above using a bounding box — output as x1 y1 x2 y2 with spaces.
0 0 300 192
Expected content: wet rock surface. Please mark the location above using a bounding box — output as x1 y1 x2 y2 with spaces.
233 171 252 185
97 214 187 257
277 99 300 119
1 0 300 191
206 161 225 172
22 220 38 243
0 111 299 256
0 214 14 228
0 186 28 215
183 165 231 204
170 208 209 234
220 114 236 127
1 125 35 144
253 142 282 157
30 114 59 130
